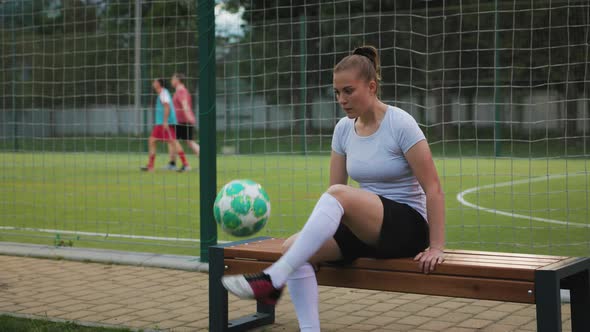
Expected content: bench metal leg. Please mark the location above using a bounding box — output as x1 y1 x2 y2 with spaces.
209 237 276 332
536 270 562 332
568 268 590 332
209 244 229 332
536 257 590 332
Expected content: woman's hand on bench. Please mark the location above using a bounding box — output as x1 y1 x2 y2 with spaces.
414 247 445 274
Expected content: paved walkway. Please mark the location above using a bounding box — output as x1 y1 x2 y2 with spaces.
0 255 572 331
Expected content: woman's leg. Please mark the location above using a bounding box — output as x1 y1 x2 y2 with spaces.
223 185 384 298
287 263 320 332
283 236 341 332
264 185 383 287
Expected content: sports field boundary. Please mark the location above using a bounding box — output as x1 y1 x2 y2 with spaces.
0 241 209 272
456 174 589 228
0 226 232 244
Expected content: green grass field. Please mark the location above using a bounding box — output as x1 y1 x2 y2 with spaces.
0 315 130 332
0 152 588 256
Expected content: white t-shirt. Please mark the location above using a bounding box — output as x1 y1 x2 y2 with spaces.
159 90 171 104
331 106 427 220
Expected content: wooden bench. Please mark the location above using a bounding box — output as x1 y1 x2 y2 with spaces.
209 237 590 332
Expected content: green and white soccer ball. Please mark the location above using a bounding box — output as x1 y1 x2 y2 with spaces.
213 179 271 237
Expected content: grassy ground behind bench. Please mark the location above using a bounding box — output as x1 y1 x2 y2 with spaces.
0 152 588 257
0 315 130 332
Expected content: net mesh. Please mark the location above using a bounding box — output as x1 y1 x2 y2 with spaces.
1 0 589 256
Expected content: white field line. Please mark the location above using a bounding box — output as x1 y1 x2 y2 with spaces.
456 174 590 228
0 226 230 243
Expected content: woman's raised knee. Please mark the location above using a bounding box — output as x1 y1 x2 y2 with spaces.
326 184 349 198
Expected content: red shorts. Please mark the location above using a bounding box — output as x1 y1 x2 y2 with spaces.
150 125 176 141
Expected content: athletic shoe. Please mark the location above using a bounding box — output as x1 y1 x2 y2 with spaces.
163 164 177 171
177 165 192 172
221 273 283 305
140 166 153 172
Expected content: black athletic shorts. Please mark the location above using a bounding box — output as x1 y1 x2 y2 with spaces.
175 123 195 140
333 196 429 263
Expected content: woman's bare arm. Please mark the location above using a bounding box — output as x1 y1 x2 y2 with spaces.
405 140 445 272
329 151 348 186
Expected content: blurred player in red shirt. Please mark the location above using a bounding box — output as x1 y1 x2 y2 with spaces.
141 78 189 172
170 73 199 172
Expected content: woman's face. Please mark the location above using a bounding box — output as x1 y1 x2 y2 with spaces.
333 69 376 119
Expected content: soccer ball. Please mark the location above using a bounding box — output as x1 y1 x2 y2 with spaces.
213 179 271 237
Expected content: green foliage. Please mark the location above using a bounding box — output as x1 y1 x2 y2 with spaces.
1 0 198 109
239 0 589 93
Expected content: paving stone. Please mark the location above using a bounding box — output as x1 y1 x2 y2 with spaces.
417 320 455 330
331 303 366 313
318 323 347 331
151 319 186 329
436 300 468 309
380 310 412 319
89 303 123 313
436 312 473 323
122 319 156 328
0 255 575 332
55 310 98 320
457 318 493 329
365 302 401 312
99 315 141 325
493 303 528 312
329 314 366 325
473 310 510 321
370 322 416 331
417 307 449 318
15 305 50 315
393 302 429 313
479 323 519 332
414 296 448 306
443 328 479 332
395 315 432 326
359 315 399 326
456 305 490 314
346 323 380 331
519 320 538 330
497 314 535 326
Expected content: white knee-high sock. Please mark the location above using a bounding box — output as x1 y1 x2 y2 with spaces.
287 263 320 332
264 193 343 288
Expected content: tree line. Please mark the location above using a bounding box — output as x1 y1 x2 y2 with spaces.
1 0 588 136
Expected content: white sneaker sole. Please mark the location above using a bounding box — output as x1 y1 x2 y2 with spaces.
221 275 255 299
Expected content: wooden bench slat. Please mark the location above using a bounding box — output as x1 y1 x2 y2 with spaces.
445 249 569 260
224 238 568 259
224 259 536 303
224 239 564 264
222 239 566 281
224 256 537 281
223 250 560 270
345 259 537 280
442 255 561 265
